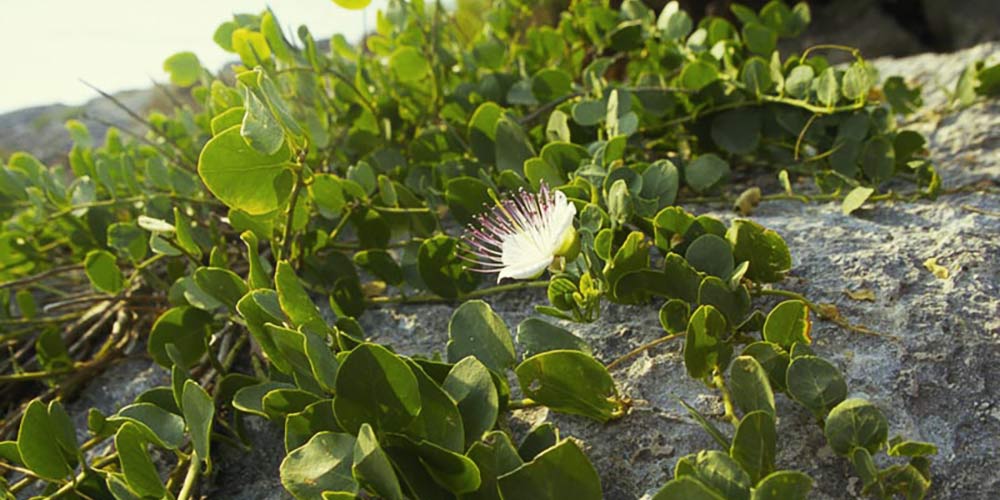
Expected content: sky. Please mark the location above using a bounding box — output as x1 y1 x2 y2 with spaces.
0 0 389 113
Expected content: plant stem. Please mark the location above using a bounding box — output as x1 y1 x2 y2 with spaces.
365 280 549 305
280 170 305 262
606 332 684 371
507 398 539 410
177 453 201 500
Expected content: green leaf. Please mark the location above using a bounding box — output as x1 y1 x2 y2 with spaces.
193 267 247 312
107 222 148 262
284 400 341 452
163 51 201 87
390 46 431 82
685 154 730 193
419 234 477 299
689 450 752 500
515 350 620 422
531 68 573 102
182 380 214 464
403 359 465 452
232 28 271 66
685 234 734 279
385 433 482 494
447 300 516 373
354 249 403 286
882 76 923 115
842 186 875 215
17 399 72 481
862 136 895 182
515 318 591 358
751 471 813 500
197 125 293 215
353 423 403 500
785 356 847 417
726 219 791 283
740 342 789 392
468 103 503 165
443 356 499 446
729 356 776 416
887 439 938 458
498 439 602 500
334 343 422 434
813 68 839 107
109 403 186 449
741 57 774 96
281 432 359 499
651 476 724 500
762 300 811 349
742 23 777 55
681 61 720 91
115 423 167 498
147 306 212 368
233 382 296 418
464 431 523 500
242 88 286 155
824 398 889 455
711 109 761 155
730 411 776 483
275 261 326 334
784 65 814 99
495 117 536 172
84 249 124 294
332 0 372 9
658 1 693 40
678 399 730 449
684 305 731 379
841 61 875 100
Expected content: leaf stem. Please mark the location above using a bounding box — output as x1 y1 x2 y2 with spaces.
606 332 684 371
177 453 201 500
507 398 539 410
365 280 549 305
279 170 305 262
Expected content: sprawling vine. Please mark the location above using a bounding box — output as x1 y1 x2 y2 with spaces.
2 0 998 498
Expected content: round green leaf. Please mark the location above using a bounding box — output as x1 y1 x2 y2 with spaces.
281 432 359 500
353 424 403 500
725 219 792 284
515 350 620 422
447 300 516 373
390 46 431 82
163 51 201 87
784 65 815 99
785 356 847 417
762 300 811 349
751 471 813 500
684 305 731 379
497 439 602 500
741 57 774 96
685 234 735 279
17 400 71 481
824 398 889 455
197 125 293 215
681 61 720 91
332 0 372 9
84 249 124 294
515 317 592 358
115 423 167 499
334 343 422 434
729 356 775 417
730 411 776 483
443 356 499 446
181 380 214 463
147 306 213 368
685 154 730 193
711 109 762 155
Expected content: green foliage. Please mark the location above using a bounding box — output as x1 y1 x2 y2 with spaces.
0 0 949 498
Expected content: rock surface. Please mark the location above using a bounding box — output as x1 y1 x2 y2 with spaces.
5 43 997 499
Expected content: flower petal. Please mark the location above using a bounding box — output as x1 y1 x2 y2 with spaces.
497 254 553 282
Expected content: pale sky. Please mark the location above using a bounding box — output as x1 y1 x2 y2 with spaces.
0 0 389 113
